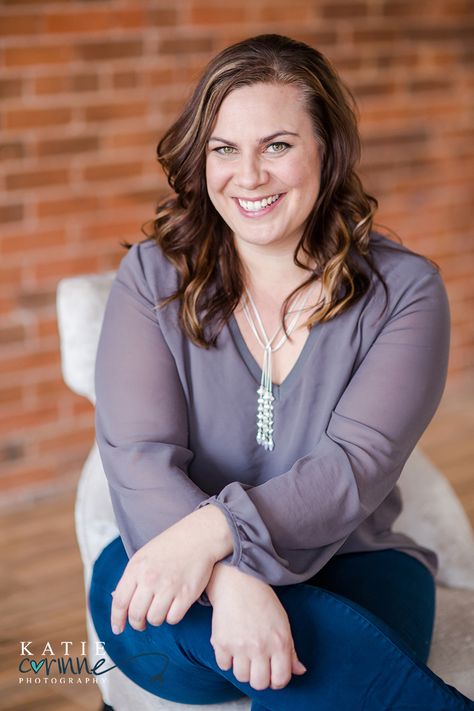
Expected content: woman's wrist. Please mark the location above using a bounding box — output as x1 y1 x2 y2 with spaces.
205 561 240 605
191 503 235 563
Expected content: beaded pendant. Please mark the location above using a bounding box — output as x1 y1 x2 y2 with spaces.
256 345 275 451
242 283 318 452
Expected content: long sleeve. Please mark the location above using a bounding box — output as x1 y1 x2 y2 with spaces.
94 244 210 561
195 267 451 586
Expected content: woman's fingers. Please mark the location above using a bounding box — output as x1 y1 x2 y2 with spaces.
127 586 155 631
146 593 173 627
232 655 251 684
270 648 293 689
232 652 294 691
249 656 271 691
291 647 308 675
111 565 200 634
216 644 305 692
165 593 192 625
214 648 233 672
111 576 137 634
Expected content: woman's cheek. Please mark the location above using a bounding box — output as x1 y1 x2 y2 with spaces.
206 157 231 190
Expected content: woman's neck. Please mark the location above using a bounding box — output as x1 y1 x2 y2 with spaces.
235 240 318 306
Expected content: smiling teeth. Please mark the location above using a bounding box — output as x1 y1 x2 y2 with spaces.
238 194 280 211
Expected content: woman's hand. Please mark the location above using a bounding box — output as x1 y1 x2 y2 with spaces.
111 505 233 634
207 563 307 691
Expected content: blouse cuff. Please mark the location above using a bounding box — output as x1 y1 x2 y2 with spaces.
194 496 242 567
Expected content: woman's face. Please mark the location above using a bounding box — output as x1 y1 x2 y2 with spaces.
205 82 322 255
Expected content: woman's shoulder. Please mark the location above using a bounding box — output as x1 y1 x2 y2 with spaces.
115 237 178 302
359 232 450 329
367 230 442 291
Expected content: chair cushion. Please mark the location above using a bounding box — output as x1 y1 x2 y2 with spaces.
57 271 116 404
394 447 474 590
428 585 474 699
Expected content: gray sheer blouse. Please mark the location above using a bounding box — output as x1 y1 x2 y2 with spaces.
94 232 450 605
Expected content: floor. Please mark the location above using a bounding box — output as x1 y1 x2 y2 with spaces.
1 379 473 711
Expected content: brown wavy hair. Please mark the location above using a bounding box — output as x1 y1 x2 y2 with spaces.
123 33 436 348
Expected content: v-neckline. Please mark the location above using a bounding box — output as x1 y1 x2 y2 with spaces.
227 313 320 400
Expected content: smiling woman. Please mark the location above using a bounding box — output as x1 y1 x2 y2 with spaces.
149 34 383 353
90 34 474 711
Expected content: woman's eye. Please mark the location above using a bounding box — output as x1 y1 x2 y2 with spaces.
267 142 290 153
214 146 236 155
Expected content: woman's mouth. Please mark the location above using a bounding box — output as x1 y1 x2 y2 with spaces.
233 193 285 218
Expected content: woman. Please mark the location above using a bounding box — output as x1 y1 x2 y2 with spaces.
90 34 474 710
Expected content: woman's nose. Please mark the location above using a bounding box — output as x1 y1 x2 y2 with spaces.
234 153 268 190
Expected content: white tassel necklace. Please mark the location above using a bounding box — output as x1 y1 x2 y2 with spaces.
242 283 318 452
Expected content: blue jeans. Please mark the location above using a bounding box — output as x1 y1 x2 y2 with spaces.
89 537 474 710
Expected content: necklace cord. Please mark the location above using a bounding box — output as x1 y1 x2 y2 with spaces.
240 281 319 452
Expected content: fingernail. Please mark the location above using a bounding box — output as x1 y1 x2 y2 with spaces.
300 663 307 672
112 624 121 635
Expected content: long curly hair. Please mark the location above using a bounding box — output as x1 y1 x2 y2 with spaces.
124 33 434 348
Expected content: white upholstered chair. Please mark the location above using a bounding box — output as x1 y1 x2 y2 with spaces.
56 271 474 709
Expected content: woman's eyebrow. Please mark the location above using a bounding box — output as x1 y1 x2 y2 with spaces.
207 131 300 146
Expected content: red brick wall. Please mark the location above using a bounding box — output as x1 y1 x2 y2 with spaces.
1 0 473 506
